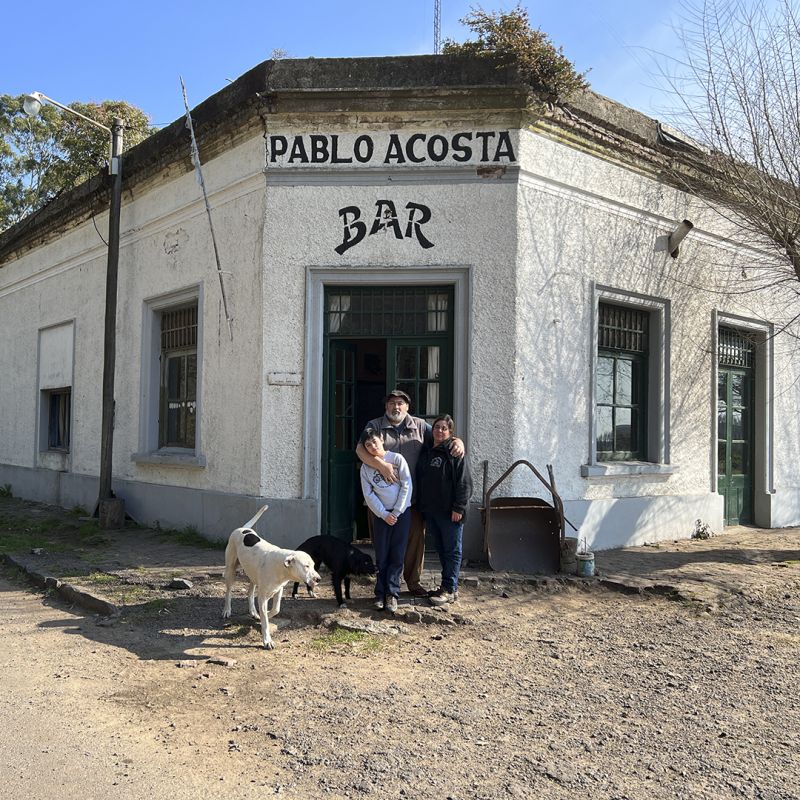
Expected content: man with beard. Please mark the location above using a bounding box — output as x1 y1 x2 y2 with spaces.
356 389 465 598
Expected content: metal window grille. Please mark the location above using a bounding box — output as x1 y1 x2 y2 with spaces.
597 302 649 461
161 304 197 350
160 303 198 449
325 287 451 336
718 327 755 368
598 303 649 353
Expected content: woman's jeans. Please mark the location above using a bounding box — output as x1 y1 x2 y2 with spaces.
373 508 411 599
424 512 464 593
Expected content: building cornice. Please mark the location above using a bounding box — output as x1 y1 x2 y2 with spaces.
0 55 689 263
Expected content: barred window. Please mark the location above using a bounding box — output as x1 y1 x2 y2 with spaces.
718 327 755 368
159 304 198 449
597 303 649 461
325 286 451 336
599 303 649 352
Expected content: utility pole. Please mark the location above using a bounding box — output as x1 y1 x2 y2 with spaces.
22 94 126 529
97 117 125 528
434 0 442 54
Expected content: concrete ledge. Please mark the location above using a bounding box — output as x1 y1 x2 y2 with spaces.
57 582 119 616
2 553 119 616
580 462 677 478
131 451 207 469
600 573 685 603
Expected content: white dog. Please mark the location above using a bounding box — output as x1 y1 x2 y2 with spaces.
222 505 320 649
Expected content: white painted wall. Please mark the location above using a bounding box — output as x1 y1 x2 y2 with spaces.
514 128 800 546
0 135 268 501
262 167 519 501
3 114 800 551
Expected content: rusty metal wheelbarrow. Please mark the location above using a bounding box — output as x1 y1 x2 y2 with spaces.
480 460 577 574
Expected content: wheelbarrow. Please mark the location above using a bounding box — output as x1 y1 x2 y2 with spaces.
480 460 577 574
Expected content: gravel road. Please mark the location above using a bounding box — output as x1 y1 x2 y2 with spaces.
2 564 798 800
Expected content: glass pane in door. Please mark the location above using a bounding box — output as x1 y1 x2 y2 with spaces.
396 347 417 379
393 344 444 420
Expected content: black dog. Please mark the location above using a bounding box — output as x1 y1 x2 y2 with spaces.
291 535 376 608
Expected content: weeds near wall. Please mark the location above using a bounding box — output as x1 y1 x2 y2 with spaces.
692 519 715 540
154 521 225 550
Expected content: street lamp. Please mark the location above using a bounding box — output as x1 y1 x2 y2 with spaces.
23 92 126 528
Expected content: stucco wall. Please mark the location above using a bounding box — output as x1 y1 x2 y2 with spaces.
262 142 519 502
512 128 800 547
4 107 800 552
0 135 268 505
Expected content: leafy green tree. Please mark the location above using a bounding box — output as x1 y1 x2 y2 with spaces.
0 95 154 231
442 5 589 105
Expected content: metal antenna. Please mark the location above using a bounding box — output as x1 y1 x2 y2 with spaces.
434 0 442 54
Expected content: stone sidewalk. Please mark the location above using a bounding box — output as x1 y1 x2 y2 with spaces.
2 495 800 615
598 524 800 609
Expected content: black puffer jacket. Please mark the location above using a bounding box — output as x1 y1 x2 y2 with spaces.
416 443 473 518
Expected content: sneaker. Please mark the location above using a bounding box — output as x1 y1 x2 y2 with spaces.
430 590 454 607
408 586 429 598
374 597 385 611
386 595 398 613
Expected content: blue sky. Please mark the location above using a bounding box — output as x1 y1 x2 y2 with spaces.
3 1 684 128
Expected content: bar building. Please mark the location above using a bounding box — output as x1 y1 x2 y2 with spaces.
1 56 797 556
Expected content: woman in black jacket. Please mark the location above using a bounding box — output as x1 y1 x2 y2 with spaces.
416 415 473 606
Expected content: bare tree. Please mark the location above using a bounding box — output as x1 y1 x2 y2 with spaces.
661 0 800 298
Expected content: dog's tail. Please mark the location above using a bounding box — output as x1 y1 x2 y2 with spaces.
242 504 269 531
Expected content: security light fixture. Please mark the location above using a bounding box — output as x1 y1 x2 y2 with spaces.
668 219 694 258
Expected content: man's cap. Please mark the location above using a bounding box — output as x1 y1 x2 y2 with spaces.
385 388 411 404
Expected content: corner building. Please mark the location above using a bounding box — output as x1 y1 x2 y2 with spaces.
1 56 796 557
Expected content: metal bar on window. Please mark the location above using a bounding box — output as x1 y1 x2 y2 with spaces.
718 327 754 368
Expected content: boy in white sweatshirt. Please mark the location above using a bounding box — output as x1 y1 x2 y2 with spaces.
359 428 412 613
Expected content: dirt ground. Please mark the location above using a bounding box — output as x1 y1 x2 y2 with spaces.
2 553 799 800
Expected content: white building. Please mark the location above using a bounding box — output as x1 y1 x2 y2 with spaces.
1 56 797 558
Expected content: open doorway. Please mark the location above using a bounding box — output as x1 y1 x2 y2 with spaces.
322 286 454 541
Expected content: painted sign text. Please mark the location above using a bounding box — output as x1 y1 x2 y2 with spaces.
336 201 434 255
269 131 516 167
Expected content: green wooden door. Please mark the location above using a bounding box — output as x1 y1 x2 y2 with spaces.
388 338 453 551
717 367 754 525
323 340 357 540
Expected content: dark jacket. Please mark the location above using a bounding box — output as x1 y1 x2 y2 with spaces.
416 443 473 518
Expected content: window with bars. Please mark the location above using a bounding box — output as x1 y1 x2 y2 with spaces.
597 303 649 461
159 304 198 449
326 286 451 336
718 327 755 368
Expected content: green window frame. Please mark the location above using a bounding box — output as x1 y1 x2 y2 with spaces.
159 304 198 449
596 303 648 461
